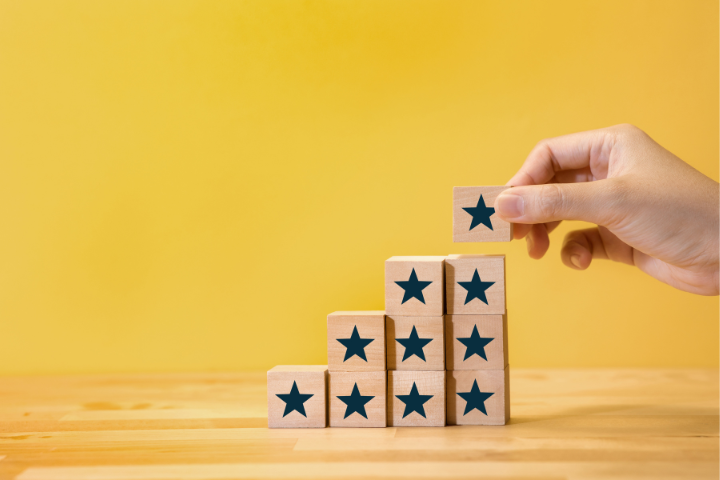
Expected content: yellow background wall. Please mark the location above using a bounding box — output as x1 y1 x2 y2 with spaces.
0 0 717 375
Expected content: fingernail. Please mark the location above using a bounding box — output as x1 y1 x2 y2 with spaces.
570 255 581 268
496 194 524 219
526 234 534 253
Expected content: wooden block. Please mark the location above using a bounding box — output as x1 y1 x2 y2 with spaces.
387 370 446 427
446 366 510 426
328 371 387 427
386 315 445 371
445 314 508 370
445 254 506 315
385 256 445 316
267 365 327 428
453 186 513 242
327 311 386 372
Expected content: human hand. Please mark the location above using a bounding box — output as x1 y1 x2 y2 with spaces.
494 124 719 296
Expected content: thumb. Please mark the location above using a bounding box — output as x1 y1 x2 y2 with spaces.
494 180 621 225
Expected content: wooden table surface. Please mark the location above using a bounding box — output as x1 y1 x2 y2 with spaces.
0 369 717 480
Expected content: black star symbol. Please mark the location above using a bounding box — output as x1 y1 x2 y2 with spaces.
395 268 432 304
396 382 434 418
337 326 374 362
396 325 433 362
463 194 495 231
457 325 494 361
458 269 495 305
337 383 375 419
457 379 494 415
276 381 314 417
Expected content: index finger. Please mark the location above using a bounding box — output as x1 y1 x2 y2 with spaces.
508 128 612 187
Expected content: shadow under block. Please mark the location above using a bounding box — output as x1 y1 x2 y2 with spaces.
388 370 446 427
385 256 445 317
445 314 508 370
453 186 513 242
446 254 506 315
267 365 327 428
446 366 510 426
328 371 387 427
386 315 445 371
327 311 386 372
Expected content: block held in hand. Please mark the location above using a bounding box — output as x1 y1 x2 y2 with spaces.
453 186 513 242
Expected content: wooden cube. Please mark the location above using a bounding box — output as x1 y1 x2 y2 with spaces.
328 371 387 427
327 311 386 372
386 315 445 371
453 186 513 242
446 367 510 426
267 365 327 428
388 370 446 427
446 254 506 315
385 256 445 316
445 314 508 370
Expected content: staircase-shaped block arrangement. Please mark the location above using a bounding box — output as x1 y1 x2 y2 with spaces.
267 186 511 428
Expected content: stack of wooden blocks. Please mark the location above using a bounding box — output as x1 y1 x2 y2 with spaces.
268 186 511 428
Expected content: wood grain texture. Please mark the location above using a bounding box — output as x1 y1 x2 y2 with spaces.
447 367 510 426
267 366 327 429
12 462 717 480
328 371 386 428
446 254 506 315
387 371 446 427
386 316 445 371
453 186 513 242
0 369 717 480
385 256 445 316
327 311 386 372
445 314 508 370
